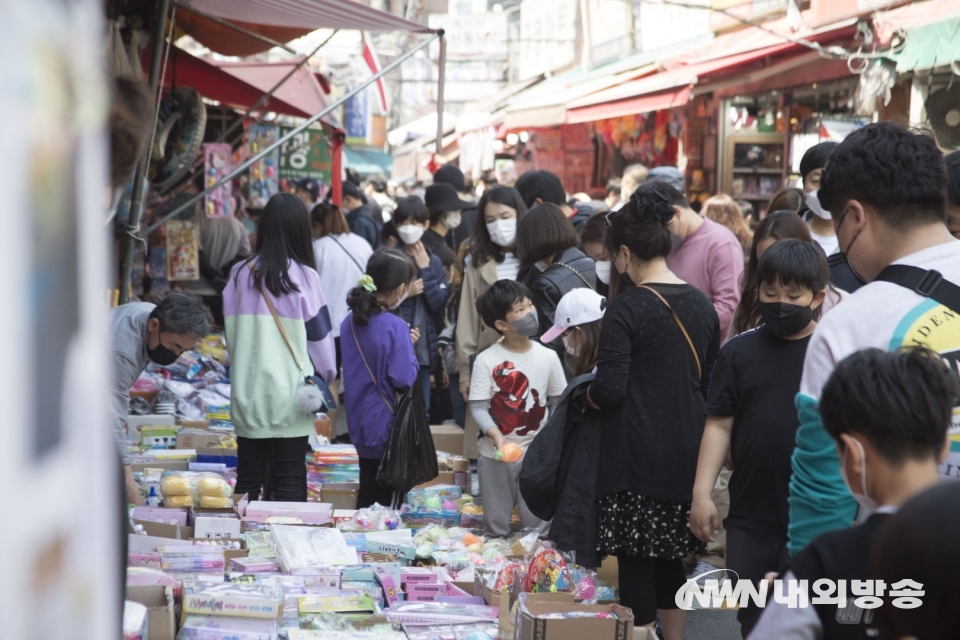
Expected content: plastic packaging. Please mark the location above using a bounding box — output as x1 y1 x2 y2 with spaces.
198 476 232 497
376 387 438 495
526 548 574 593
494 442 524 463
160 470 234 508
335 504 402 531
178 615 279 640
200 495 233 509
158 546 225 573
122 601 148 640
164 494 195 508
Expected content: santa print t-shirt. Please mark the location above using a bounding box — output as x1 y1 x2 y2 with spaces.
469 341 567 459
705 325 811 535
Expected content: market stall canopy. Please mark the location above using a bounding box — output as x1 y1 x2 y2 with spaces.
174 0 434 57
388 112 457 147
212 57 336 123
893 12 960 72
344 147 393 177
144 44 325 119
567 13 858 122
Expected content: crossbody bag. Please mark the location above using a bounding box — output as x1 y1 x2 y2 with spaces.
330 235 366 272
350 320 395 414
248 262 336 411
638 284 702 379
874 265 960 314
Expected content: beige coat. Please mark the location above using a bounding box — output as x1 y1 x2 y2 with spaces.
455 257 502 459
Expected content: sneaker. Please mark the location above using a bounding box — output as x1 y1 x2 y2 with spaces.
690 561 726 588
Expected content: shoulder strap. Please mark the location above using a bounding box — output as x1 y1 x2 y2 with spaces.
330 235 366 272
552 261 594 290
349 320 394 414
874 265 960 314
248 261 305 376
637 284 702 379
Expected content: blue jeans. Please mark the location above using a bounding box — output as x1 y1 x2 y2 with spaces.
418 367 432 422
449 372 466 428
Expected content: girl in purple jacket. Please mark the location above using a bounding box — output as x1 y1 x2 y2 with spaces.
340 248 421 508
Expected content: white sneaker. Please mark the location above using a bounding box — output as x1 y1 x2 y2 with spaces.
690 561 726 588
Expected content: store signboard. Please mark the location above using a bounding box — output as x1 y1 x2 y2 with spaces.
589 0 634 66
278 126 332 183
519 0 577 81
428 13 508 60
345 88 370 146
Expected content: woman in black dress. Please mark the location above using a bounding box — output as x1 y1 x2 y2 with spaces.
587 182 721 640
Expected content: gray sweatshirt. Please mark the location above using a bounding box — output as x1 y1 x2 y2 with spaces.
111 302 155 465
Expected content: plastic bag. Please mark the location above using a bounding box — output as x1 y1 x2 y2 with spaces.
199 495 233 508
376 386 438 495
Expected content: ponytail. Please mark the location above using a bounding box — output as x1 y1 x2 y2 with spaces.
346 247 416 327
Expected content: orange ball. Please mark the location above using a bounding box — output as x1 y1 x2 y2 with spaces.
497 442 524 463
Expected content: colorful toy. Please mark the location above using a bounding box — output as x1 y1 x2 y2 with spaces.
495 442 523 463
527 548 573 593
493 562 527 591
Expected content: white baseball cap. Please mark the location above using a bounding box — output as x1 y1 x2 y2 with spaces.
540 288 606 343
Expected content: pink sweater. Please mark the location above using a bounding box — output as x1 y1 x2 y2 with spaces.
667 217 744 339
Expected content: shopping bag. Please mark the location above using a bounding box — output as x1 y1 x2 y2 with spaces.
376 385 439 495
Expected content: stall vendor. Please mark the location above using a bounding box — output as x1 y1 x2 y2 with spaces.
112 293 211 504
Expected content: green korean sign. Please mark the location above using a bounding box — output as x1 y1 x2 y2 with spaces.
278 126 332 183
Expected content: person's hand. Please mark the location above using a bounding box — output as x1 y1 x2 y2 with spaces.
441 371 450 389
410 327 421 343
492 432 507 450
459 380 470 401
125 465 146 507
689 495 719 543
409 278 425 297
409 242 430 268
758 572 779 593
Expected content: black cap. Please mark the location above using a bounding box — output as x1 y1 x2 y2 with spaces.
425 183 472 215
295 177 320 201
342 181 365 202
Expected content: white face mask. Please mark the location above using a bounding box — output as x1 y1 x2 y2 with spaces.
443 212 462 229
562 333 580 357
389 284 409 310
839 437 879 516
806 190 832 220
398 224 425 245
487 218 517 247
595 260 612 285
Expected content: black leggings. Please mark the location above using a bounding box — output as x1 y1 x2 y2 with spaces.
358 456 401 509
618 554 687 625
236 436 309 502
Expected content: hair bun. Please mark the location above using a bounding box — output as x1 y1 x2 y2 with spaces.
629 187 676 225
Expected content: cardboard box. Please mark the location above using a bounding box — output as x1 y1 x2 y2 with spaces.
413 471 456 490
195 447 239 467
127 414 176 442
245 501 333 525
176 431 225 450
132 519 195 540
322 482 359 510
498 590 576 640
141 426 179 449
515 599 634 640
125 585 175 640
131 507 188 526
373 566 403 607
179 419 209 429
400 567 439 586
400 511 460 528
194 516 242 540
189 493 248 523
183 585 283 619
430 424 465 456
131 460 189 474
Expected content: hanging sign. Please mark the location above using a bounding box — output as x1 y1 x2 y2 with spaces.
279 126 332 183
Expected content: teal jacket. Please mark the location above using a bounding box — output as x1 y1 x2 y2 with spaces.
787 394 858 556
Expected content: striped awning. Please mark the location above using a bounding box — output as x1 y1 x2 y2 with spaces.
176 0 433 32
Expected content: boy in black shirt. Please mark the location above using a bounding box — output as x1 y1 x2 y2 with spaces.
690 239 828 637
747 346 955 639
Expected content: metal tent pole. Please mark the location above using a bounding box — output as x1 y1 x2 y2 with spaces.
435 30 446 155
144 32 440 235
118 0 172 304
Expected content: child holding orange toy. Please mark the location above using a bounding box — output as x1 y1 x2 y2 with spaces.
470 280 566 538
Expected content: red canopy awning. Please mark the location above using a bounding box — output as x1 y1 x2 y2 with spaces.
213 58 334 123
567 87 693 124
175 0 433 56
145 45 336 121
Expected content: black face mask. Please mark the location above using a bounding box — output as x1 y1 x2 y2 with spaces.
758 302 813 338
148 339 180 366
836 209 868 286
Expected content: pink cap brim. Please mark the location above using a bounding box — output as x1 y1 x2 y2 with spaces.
540 325 565 343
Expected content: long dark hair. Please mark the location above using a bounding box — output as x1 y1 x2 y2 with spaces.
244 193 316 296
346 248 416 327
730 211 813 336
516 203 579 269
580 211 614 298
566 319 602 377
604 182 676 265
468 186 527 266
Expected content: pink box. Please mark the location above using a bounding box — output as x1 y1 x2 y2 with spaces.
400 567 439 586
407 593 437 602
131 507 188 526
404 583 445 595
374 566 403 607
243 501 333 525
436 582 485 606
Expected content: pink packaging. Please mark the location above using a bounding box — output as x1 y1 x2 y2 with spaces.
406 593 436 602
400 567 439 586
243 501 333 525
132 506 188 526
374 566 402 607
403 583 445 595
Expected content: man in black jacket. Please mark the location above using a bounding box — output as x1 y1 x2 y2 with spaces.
342 181 379 248
515 170 595 233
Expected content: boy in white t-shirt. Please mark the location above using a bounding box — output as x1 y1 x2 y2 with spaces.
470 280 567 537
789 122 960 556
